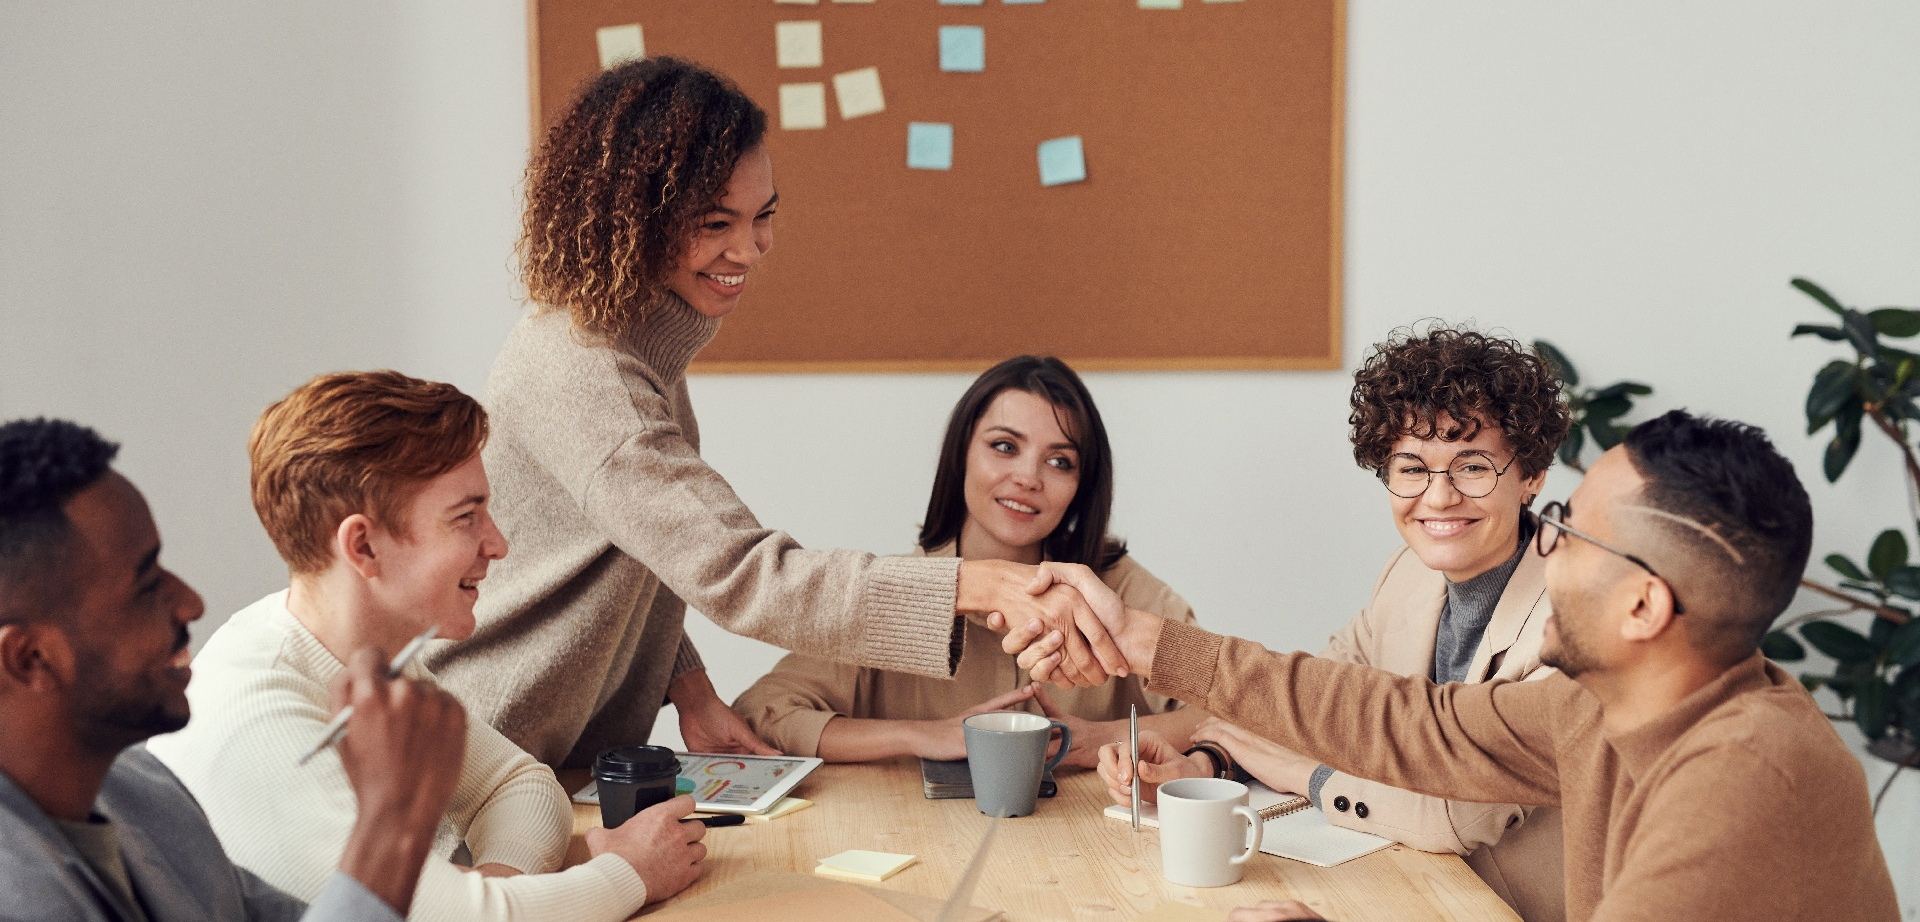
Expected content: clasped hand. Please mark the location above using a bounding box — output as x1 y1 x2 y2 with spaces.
965 559 1137 689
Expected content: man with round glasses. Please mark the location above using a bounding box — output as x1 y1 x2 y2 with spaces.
1024 408 1899 922
1096 325 1573 922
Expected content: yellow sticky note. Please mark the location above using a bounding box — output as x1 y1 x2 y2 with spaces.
595 24 644 69
746 796 814 823
775 21 823 68
778 83 827 130
816 849 917 881
832 66 885 120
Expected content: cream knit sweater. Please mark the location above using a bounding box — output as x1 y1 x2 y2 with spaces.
146 592 648 922
428 298 964 768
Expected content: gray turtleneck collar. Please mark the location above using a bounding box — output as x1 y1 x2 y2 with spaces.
1431 516 1534 684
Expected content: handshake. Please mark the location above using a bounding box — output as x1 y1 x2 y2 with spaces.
961 559 1161 690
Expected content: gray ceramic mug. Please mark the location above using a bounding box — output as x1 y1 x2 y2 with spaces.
963 711 1071 818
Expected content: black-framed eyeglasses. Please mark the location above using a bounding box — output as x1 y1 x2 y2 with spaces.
1378 450 1517 499
1536 501 1686 614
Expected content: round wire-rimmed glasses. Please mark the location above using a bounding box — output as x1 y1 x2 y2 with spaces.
1535 500 1686 615
1378 450 1516 499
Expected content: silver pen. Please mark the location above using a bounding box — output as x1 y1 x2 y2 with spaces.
1129 705 1141 831
295 625 440 766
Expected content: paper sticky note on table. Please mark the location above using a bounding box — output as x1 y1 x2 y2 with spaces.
1139 0 1182 7
832 67 885 119
595 24 645 69
779 83 827 130
775 0 820 4
907 123 954 170
746 796 814 823
1037 136 1086 186
939 26 984 72
776 21 823 68
816 850 918 882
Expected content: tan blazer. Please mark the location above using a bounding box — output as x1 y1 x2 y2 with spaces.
733 544 1196 757
1312 542 1566 922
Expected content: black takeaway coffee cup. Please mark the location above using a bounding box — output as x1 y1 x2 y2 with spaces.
594 745 681 829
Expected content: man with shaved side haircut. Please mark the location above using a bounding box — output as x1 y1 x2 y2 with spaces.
0 418 467 922
1020 410 1899 922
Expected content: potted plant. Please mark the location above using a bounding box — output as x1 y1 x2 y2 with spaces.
1760 278 1920 811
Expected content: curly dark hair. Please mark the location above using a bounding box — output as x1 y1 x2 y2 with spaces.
520 57 767 340
0 418 119 616
1349 325 1570 478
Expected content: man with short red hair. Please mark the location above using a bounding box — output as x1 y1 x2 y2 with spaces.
149 371 706 922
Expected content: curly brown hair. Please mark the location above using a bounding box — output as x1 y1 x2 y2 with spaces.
520 57 767 340
1349 325 1570 478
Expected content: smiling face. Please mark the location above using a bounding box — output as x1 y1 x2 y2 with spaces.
1385 415 1546 582
665 145 777 319
956 389 1083 565
361 455 506 649
1540 447 1649 678
57 472 205 752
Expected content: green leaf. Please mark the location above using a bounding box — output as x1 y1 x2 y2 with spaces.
1888 619 1920 667
1827 554 1870 581
1886 566 1920 601
1824 401 1863 482
1805 361 1858 432
1584 395 1633 420
1844 310 1880 358
1856 673 1892 740
1533 340 1578 387
1869 529 1910 580
1801 674 1826 693
1793 278 1847 316
1869 308 1920 338
1792 323 1850 342
1762 629 1807 661
1558 424 1585 468
1802 620 1878 663
1590 419 1625 451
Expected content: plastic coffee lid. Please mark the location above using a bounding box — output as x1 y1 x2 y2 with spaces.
594 745 680 782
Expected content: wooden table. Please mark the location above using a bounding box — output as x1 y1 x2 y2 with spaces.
560 761 1520 922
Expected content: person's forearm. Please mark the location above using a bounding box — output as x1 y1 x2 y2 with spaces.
337 813 436 913
1116 607 1162 679
815 716 937 762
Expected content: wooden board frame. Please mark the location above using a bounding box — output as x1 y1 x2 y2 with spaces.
526 1 1345 374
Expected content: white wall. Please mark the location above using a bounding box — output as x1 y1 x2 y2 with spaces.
4 2 1917 912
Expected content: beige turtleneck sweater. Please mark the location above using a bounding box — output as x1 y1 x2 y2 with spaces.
428 299 965 768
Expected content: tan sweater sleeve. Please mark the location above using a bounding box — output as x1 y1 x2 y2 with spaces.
1147 621 1567 808
730 652 868 757
500 342 962 679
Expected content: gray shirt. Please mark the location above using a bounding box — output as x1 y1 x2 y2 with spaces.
1431 518 1534 684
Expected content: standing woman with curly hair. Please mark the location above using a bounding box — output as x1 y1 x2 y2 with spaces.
1104 324 1574 922
427 58 1121 771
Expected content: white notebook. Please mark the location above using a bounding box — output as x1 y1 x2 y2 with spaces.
1103 782 1392 868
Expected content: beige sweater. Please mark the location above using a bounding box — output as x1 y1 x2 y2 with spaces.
1317 545 1564 922
734 544 1195 756
146 592 649 922
429 300 963 768
1147 621 1901 922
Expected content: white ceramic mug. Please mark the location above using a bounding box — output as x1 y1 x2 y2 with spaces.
1156 777 1264 887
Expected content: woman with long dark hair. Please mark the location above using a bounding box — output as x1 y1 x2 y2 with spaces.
734 356 1204 766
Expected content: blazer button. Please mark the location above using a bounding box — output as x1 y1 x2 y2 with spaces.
1355 802 1369 819
1332 796 1349 813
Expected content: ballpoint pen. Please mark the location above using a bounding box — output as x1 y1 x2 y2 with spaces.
295 625 440 767
1129 705 1141 831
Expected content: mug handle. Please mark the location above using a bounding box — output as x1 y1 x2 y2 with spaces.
1042 720 1073 775
1229 804 1263 866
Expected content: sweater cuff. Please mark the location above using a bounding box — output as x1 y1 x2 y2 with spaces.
672 633 704 680
580 853 651 910
770 707 838 758
1143 620 1224 707
857 555 964 678
1307 764 1337 810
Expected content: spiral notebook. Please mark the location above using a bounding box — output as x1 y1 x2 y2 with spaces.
1102 782 1392 868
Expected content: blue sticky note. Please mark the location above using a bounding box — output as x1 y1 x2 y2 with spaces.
940 0 984 4
1037 136 1085 186
908 122 954 170
939 26 984 73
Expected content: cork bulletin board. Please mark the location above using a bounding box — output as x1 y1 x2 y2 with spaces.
528 0 1344 372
